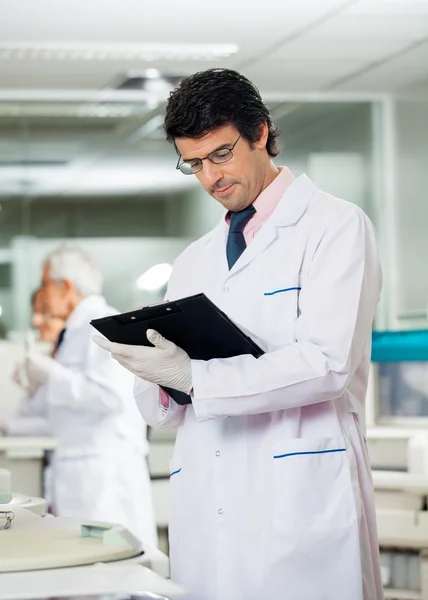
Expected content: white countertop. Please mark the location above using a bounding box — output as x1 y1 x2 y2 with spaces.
0 563 186 599
366 427 428 440
0 437 57 453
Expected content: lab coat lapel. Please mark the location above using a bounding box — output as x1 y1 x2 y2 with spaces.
228 221 277 276
206 218 230 284
226 174 318 278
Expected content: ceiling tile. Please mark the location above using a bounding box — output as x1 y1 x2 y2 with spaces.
270 36 408 62
0 0 354 89
347 0 428 16
243 57 364 92
333 40 428 91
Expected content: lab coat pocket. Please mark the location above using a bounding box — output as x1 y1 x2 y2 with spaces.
168 455 183 548
262 284 300 347
273 436 357 534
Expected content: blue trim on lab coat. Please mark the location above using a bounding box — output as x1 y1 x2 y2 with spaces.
273 448 346 460
264 287 301 296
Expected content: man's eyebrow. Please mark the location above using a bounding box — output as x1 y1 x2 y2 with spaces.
182 142 232 162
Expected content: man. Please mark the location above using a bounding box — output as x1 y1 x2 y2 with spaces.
31 287 66 346
94 69 383 599
18 247 158 547
1 288 66 502
0 287 63 437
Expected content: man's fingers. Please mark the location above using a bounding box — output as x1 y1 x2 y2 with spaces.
92 335 136 358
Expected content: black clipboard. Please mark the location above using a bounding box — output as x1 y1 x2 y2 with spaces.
90 293 265 406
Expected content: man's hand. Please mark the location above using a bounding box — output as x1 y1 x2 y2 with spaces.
25 352 60 389
12 361 39 396
93 329 193 394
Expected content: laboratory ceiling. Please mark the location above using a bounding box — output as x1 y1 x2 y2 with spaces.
0 0 427 197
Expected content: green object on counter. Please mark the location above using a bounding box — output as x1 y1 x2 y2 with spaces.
80 522 141 549
0 489 12 504
372 330 428 362
81 522 112 538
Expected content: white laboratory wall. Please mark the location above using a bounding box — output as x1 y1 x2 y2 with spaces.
10 236 191 334
278 104 374 215
307 152 366 207
0 290 13 335
393 97 428 327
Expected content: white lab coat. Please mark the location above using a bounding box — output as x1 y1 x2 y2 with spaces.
3 386 52 437
38 295 157 547
135 174 384 600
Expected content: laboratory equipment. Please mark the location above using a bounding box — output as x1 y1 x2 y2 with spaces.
367 330 428 599
0 436 56 498
371 330 428 424
0 467 47 529
0 468 186 599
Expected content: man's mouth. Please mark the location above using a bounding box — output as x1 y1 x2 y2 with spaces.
215 183 236 196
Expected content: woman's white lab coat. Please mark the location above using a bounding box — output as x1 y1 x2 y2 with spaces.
135 174 384 600
40 295 157 547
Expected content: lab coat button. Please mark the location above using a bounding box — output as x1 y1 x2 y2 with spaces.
218 508 223 514
216 451 220 457
223 286 230 292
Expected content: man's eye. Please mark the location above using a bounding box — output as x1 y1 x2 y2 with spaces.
212 149 230 160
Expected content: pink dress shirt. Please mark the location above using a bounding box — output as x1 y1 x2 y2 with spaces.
159 166 294 408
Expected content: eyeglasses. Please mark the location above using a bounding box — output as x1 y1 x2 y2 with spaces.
176 134 241 175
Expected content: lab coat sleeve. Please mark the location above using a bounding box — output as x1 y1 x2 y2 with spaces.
133 377 186 429
2 387 51 436
45 332 128 414
191 208 382 421
5 415 51 436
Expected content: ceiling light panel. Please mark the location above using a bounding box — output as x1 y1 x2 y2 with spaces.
0 101 149 118
0 42 239 62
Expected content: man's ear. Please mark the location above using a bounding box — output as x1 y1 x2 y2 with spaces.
62 279 75 294
254 121 269 150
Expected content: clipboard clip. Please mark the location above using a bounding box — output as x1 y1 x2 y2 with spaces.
146 299 169 308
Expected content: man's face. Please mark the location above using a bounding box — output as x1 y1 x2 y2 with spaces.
41 263 73 321
31 290 45 331
31 287 65 342
175 124 269 212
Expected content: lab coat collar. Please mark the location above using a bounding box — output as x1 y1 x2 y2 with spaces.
66 295 108 330
269 173 317 227
208 173 318 279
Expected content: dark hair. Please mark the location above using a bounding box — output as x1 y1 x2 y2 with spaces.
164 68 280 157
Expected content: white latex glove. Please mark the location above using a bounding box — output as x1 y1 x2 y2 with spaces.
93 329 193 394
25 352 63 390
12 360 40 396
12 362 28 390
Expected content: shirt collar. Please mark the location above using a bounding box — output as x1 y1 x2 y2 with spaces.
224 166 294 222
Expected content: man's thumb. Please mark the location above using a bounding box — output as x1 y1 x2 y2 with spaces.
146 329 169 349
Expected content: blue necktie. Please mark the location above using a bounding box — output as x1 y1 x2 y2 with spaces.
226 205 256 269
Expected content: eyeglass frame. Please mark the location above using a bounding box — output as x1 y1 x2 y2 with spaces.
175 134 241 175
